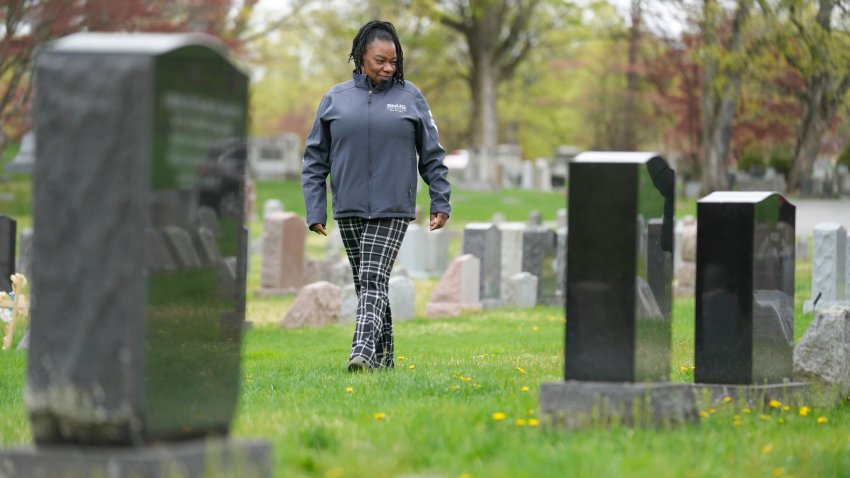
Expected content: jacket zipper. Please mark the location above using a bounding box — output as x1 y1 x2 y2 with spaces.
367 88 373 218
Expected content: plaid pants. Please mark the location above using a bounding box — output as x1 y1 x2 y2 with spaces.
338 217 409 369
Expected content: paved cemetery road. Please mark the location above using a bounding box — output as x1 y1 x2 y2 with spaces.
793 198 850 236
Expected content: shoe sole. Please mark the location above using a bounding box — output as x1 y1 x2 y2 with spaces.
348 357 371 372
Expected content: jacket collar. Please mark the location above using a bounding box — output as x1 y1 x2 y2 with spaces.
352 71 393 92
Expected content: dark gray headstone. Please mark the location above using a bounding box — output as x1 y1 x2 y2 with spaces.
565 152 675 382
695 191 795 385
26 32 250 446
647 219 672 321
0 215 15 291
522 227 557 304
462 223 502 303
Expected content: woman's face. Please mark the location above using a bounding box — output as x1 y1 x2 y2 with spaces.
361 39 396 86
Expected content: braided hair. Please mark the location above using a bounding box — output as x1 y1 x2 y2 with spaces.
348 20 404 85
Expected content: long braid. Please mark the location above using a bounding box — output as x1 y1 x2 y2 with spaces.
348 20 405 85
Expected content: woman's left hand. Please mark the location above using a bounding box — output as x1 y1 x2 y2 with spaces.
429 212 449 231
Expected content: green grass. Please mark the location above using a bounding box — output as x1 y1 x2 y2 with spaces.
2 299 848 477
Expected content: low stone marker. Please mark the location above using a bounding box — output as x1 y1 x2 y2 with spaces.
425 254 482 317
794 305 850 394
281 281 341 328
389 275 416 321
259 212 305 295
539 152 694 428
502 272 537 308
0 32 270 477
694 192 805 405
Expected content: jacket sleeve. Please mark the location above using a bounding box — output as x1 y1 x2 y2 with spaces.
301 94 332 227
414 92 452 217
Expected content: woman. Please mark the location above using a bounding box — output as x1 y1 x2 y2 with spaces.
301 20 452 372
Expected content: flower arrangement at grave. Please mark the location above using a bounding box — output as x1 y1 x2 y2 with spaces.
1 273 29 350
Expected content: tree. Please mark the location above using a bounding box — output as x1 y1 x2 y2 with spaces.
414 0 549 184
0 0 281 145
770 0 850 190
699 0 755 193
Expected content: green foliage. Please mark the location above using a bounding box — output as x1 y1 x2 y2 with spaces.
837 143 850 170
768 148 794 178
738 147 765 173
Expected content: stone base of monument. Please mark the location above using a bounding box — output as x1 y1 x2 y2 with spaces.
539 381 698 428
0 438 271 478
693 382 808 407
803 299 850 314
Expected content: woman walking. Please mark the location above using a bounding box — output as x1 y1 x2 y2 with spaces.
301 20 452 371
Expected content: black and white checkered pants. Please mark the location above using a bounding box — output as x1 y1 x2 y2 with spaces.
338 217 409 369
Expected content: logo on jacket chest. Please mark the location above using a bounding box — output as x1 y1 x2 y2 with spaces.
386 103 407 113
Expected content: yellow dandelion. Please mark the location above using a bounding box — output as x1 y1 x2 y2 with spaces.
769 400 782 409
458 474 472 478
743 407 752 414
374 412 386 420
817 416 828 424
799 406 810 417
516 367 527 374
723 396 733 404
778 418 785 424
772 467 785 477
408 364 416 370
532 326 540 332
759 414 772 421
699 411 709 419
521 386 530 393
345 387 353 394
449 385 461 390
514 418 527 427
397 356 407 361
709 408 717 414
762 444 773 454
783 406 790 412
492 412 506 421
528 418 539 427
454 375 473 382
679 366 690 373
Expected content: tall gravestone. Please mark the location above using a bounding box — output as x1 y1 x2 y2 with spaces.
540 152 693 428
0 215 15 292
462 223 502 305
804 223 848 313
695 192 800 395
0 33 270 477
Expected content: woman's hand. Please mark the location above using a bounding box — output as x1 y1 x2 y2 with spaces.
429 212 448 231
310 223 328 236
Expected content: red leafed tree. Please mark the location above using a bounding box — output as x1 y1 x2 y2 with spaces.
1 0 256 144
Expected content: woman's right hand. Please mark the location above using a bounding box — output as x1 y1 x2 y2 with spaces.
309 223 328 236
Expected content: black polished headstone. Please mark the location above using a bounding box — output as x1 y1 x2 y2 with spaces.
27 32 249 445
695 192 795 385
0 215 15 291
565 152 675 382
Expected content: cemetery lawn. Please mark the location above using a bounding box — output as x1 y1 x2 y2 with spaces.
2 299 849 477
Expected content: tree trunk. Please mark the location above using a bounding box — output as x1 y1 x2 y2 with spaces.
472 52 499 184
699 0 750 194
622 0 641 151
789 75 830 190
785 0 849 192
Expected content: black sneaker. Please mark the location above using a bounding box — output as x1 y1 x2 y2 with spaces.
347 356 371 372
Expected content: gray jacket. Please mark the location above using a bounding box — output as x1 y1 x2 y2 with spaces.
301 73 452 227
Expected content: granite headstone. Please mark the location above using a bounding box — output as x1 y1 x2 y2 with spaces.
1 32 269 477
695 192 795 385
